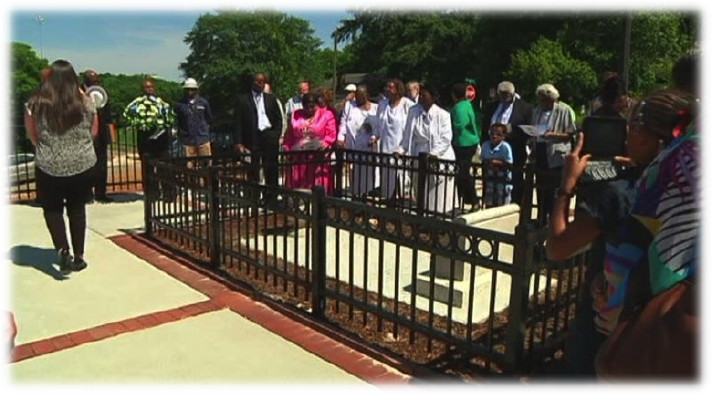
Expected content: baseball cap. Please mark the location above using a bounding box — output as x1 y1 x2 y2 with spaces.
345 84 357 92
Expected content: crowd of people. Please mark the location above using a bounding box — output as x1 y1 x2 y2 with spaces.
23 51 699 379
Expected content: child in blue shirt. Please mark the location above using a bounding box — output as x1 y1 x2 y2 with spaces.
481 123 513 207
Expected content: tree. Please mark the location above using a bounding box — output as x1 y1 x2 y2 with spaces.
335 11 697 109
505 37 598 105
334 11 482 106
626 12 696 95
180 11 327 134
555 12 696 98
10 42 183 153
11 42 48 152
101 73 182 127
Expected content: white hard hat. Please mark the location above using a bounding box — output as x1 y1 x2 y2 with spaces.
183 78 199 89
345 84 357 92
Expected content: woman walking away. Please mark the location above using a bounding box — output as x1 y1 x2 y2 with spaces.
24 60 98 275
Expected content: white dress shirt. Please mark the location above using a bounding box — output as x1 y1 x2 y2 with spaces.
253 90 272 132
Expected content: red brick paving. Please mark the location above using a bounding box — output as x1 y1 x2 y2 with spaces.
10 231 413 384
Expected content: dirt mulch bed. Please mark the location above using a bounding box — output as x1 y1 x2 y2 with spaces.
153 210 582 380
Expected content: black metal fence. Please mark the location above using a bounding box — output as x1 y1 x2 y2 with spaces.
8 126 185 202
144 151 586 375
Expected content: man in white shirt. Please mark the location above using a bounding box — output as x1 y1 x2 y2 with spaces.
284 79 311 122
264 83 287 136
339 83 357 119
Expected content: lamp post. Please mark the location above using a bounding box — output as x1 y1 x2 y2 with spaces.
34 15 45 59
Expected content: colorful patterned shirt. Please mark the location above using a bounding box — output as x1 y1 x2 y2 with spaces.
596 125 699 334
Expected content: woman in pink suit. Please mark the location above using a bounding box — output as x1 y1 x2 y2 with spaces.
283 93 337 194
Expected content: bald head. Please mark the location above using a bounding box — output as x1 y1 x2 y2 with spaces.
83 70 99 87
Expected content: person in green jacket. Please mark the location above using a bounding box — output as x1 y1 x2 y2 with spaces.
450 83 482 210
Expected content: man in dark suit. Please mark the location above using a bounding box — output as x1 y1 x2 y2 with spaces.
82 70 116 203
483 81 533 205
233 72 283 188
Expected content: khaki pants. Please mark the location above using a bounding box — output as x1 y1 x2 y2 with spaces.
184 142 212 168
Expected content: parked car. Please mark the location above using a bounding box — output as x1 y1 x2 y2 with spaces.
8 153 36 185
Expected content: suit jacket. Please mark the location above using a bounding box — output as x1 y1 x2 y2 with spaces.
483 98 533 165
233 91 283 149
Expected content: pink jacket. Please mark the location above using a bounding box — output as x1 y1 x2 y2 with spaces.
284 107 337 151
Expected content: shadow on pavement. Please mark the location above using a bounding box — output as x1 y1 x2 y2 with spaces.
117 227 145 235
8 245 67 280
100 192 144 204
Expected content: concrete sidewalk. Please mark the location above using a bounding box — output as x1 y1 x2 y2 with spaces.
6 194 410 384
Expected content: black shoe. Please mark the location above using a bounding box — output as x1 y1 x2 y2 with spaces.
95 195 114 203
71 258 88 272
58 249 72 275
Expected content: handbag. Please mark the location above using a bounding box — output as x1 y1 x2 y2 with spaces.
594 276 698 380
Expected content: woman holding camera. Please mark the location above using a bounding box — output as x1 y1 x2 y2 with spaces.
547 89 698 376
24 60 99 275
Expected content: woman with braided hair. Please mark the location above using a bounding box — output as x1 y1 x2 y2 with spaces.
548 89 698 376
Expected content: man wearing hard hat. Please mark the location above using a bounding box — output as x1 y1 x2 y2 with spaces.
174 77 213 166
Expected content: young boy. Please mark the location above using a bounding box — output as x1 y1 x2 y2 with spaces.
481 123 514 207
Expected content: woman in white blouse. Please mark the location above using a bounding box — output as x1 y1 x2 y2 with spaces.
373 78 415 200
336 85 378 197
396 83 456 214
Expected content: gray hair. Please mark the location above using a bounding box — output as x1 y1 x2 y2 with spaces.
536 83 560 100
356 84 369 96
497 81 515 94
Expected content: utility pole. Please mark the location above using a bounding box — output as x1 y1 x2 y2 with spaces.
35 15 45 59
622 13 632 92
332 35 338 94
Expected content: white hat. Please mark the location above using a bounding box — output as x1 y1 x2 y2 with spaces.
183 78 199 89
345 84 357 92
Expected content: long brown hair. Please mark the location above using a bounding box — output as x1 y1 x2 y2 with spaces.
28 60 87 134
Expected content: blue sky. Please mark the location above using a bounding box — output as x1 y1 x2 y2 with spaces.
11 10 351 82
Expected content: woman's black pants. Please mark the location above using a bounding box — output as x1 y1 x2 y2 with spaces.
36 166 95 256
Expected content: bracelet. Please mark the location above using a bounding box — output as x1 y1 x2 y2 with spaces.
555 188 575 199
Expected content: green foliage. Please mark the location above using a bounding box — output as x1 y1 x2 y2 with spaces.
336 11 697 109
555 12 697 98
180 11 329 134
11 42 48 151
627 12 696 96
334 11 481 105
10 41 182 153
101 73 182 127
506 37 597 105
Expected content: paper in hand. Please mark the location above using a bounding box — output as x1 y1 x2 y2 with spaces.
520 125 547 137
148 129 166 140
